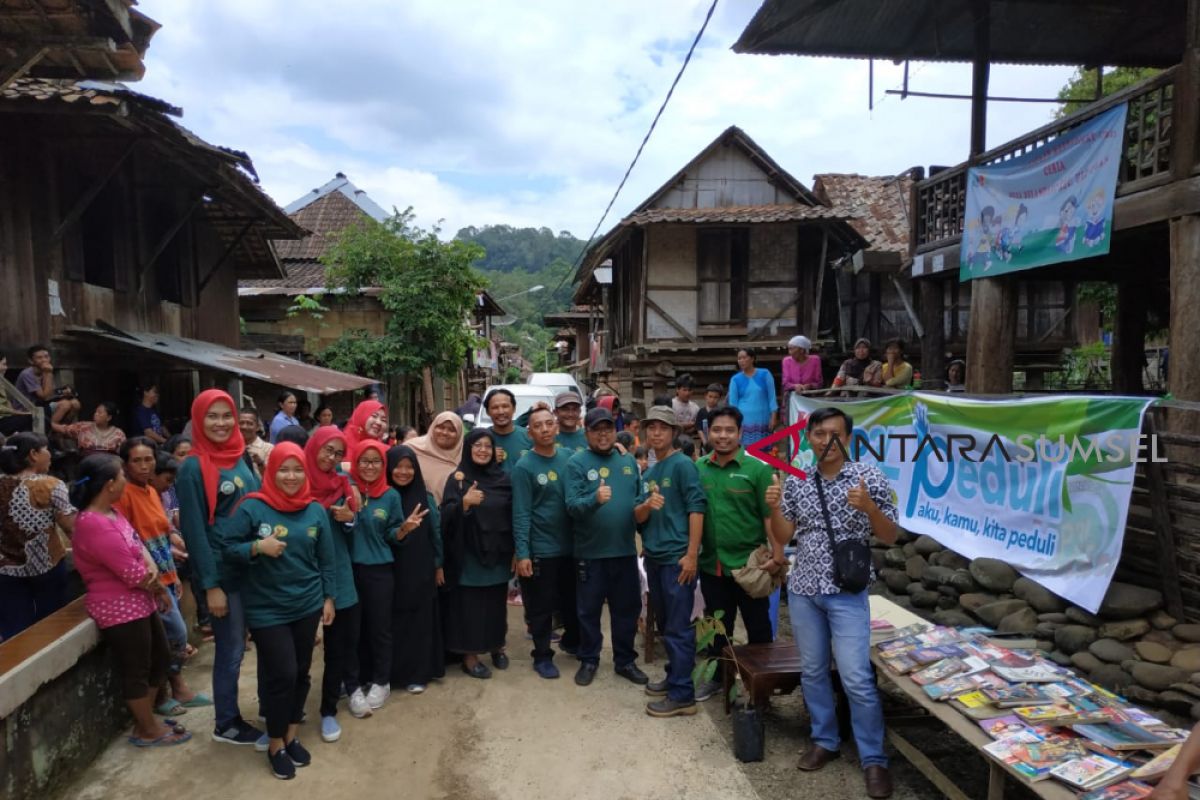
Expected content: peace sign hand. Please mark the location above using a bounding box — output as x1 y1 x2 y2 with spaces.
398 503 429 540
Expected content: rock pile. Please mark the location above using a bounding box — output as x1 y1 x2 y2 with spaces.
874 535 1200 721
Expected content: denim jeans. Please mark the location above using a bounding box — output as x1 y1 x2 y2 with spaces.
645 560 695 703
159 586 189 675
211 589 248 730
0 561 67 640
576 555 641 669
788 589 887 767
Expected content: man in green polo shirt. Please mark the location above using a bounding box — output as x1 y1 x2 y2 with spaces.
695 405 788 701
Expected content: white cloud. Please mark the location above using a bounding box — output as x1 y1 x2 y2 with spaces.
135 0 1077 238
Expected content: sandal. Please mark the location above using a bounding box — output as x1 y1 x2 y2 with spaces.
162 719 187 734
128 729 192 748
179 693 212 708
183 644 199 659
154 699 186 716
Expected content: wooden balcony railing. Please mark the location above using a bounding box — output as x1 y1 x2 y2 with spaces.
914 67 1181 253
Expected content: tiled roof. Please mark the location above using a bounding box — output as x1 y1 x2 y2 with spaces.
272 190 373 262
812 173 912 255
284 173 388 220
240 263 331 289
622 204 852 226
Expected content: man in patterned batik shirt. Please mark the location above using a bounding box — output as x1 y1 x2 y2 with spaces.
780 407 899 799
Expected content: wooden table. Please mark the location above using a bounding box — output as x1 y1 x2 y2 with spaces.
868 596 1076 800
720 640 808 713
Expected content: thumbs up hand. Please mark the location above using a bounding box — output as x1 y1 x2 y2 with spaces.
765 473 782 509
847 477 874 513
596 477 611 505
464 481 485 510
646 484 665 511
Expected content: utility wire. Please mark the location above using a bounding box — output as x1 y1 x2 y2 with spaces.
551 0 720 300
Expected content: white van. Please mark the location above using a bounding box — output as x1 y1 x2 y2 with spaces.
526 372 585 403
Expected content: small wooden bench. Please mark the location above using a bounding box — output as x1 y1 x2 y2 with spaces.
721 640 807 712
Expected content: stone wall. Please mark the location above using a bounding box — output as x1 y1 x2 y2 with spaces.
873 534 1200 722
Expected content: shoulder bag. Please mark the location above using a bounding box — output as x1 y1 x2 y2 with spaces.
814 472 872 593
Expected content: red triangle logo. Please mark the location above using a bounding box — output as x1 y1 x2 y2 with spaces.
744 414 809 480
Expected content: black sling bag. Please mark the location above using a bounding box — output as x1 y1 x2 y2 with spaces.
814 472 872 594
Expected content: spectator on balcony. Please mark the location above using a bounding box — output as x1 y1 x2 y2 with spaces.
880 339 913 389
946 360 967 393
54 401 126 456
133 384 169 446
783 335 824 394
833 339 883 391
16 345 81 428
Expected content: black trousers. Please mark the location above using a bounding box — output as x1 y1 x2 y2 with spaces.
102 612 170 700
576 555 641 668
251 612 321 739
354 563 394 686
699 571 773 656
320 602 361 717
519 555 579 662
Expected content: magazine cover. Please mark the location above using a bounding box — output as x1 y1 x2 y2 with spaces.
1050 755 1129 789
1078 780 1154 800
911 658 968 686
978 715 1029 739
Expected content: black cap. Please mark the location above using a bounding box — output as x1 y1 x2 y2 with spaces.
585 408 615 429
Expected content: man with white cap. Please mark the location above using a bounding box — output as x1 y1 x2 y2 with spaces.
783 335 824 394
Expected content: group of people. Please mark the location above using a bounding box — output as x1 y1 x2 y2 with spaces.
1 341 944 797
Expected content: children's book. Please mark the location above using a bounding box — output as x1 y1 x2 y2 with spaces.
1012 738 1089 772
983 731 1051 781
983 685 1054 708
911 658 968 686
924 674 982 701
1072 723 1178 752
1050 755 1131 790
977 715 1030 739
1078 780 1154 800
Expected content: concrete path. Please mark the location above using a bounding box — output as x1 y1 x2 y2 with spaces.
60 606 760 800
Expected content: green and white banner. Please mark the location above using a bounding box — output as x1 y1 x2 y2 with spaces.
786 392 1156 612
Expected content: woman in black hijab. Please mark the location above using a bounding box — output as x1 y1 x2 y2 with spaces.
439 428 514 679
386 445 445 693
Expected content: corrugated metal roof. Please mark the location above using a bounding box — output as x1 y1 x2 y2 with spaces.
67 325 376 394
622 204 851 225
733 0 1182 68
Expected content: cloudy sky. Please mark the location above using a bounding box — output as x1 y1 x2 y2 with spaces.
137 0 1077 239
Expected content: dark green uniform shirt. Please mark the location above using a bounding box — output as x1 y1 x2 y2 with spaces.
177 457 260 592
696 448 774 574
491 426 532 473
555 428 588 456
637 451 707 565
324 495 358 611
349 489 405 565
511 448 573 560
223 499 336 629
565 447 639 559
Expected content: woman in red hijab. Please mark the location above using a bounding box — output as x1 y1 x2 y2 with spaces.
343 400 388 452
223 443 335 780
175 389 264 746
304 426 362 743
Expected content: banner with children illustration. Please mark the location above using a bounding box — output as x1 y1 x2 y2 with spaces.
785 391 1155 612
959 104 1128 281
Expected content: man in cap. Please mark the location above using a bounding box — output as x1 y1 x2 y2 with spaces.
694 405 790 701
512 406 579 678
564 406 648 687
783 335 823 394
636 405 706 717
554 392 587 454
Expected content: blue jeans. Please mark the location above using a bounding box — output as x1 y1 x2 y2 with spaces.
645 561 695 703
788 589 887 767
576 555 641 669
211 589 248 730
0 561 68 640
159 586 189 675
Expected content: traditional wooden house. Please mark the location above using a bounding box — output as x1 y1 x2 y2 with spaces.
0 78 376 426
240 175 506 421
572 126 867 407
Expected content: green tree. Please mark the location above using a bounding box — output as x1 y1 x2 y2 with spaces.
318 209 487 384
1055 67 1160 118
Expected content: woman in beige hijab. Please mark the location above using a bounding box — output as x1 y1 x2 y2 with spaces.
406 412 463 505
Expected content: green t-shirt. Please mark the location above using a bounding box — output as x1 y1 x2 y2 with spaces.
349 489 404 565
176 456 260 592
324 501 357 611
511 448 573 560
555 428 588 456
637 451 707 565
696 449 774 574
490 426 532 473
223 499 336 628
565 447 639 559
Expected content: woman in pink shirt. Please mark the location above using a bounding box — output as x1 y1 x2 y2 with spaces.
782 335 824 394
71 453 191 748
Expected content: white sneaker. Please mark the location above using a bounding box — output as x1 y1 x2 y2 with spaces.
348 688 372 719
365 683 390 709
406 684 426 695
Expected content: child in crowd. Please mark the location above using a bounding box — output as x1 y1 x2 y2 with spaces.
71 453 190 748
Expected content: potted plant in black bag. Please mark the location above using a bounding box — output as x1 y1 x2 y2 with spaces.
694 610 764 762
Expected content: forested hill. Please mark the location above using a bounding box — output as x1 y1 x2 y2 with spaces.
455 225 585 273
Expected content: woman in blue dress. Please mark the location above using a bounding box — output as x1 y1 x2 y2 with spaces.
726 347 777 446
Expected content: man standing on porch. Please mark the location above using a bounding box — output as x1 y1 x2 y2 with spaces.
781 406 899 799
636 406 706 718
